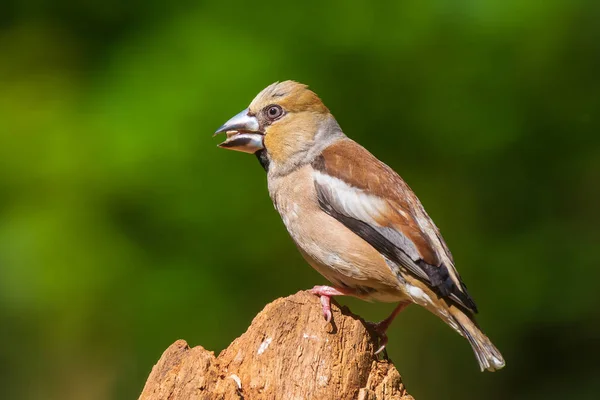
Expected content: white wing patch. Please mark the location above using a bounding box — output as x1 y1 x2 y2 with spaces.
313 170 422 263
314 171 389 225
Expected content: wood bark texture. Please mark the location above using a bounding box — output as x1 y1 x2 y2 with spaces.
139 291 414 400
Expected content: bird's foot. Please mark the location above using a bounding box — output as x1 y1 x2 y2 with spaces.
308 285 353 323
368 301 411 355
366 320 390 355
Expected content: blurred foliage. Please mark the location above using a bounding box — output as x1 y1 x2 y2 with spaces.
1 0 599 399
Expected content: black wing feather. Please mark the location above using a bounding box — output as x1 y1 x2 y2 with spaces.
315 180 478 314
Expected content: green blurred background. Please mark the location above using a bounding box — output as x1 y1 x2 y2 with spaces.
1 1 599 399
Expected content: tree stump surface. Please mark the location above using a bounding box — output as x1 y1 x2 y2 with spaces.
139 291 414 400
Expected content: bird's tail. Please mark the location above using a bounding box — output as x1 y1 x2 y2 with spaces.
449 307 505 372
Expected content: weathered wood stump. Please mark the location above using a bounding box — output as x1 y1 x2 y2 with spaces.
139 291 414 400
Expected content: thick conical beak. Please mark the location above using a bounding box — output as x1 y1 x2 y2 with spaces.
214 108 264 154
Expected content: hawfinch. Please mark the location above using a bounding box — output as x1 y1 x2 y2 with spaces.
214 81 505 372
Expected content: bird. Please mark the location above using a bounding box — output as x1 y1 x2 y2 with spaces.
214 80 505 372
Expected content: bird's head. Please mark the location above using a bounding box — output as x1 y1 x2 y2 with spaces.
215 81 343 173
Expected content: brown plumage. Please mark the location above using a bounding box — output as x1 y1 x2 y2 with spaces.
313 140 478 314
214 80 505 372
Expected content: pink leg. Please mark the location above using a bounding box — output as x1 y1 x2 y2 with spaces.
372 301 410 354
308 285 356 323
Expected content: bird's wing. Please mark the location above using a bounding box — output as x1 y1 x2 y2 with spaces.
312 139 478 313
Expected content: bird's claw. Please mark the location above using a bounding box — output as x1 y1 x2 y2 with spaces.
367 321 389 355
374 336 388 355
324 309 332 323
319 293 332 323
309 285 346 323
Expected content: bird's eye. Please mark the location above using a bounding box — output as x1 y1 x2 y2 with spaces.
265 105 284 120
